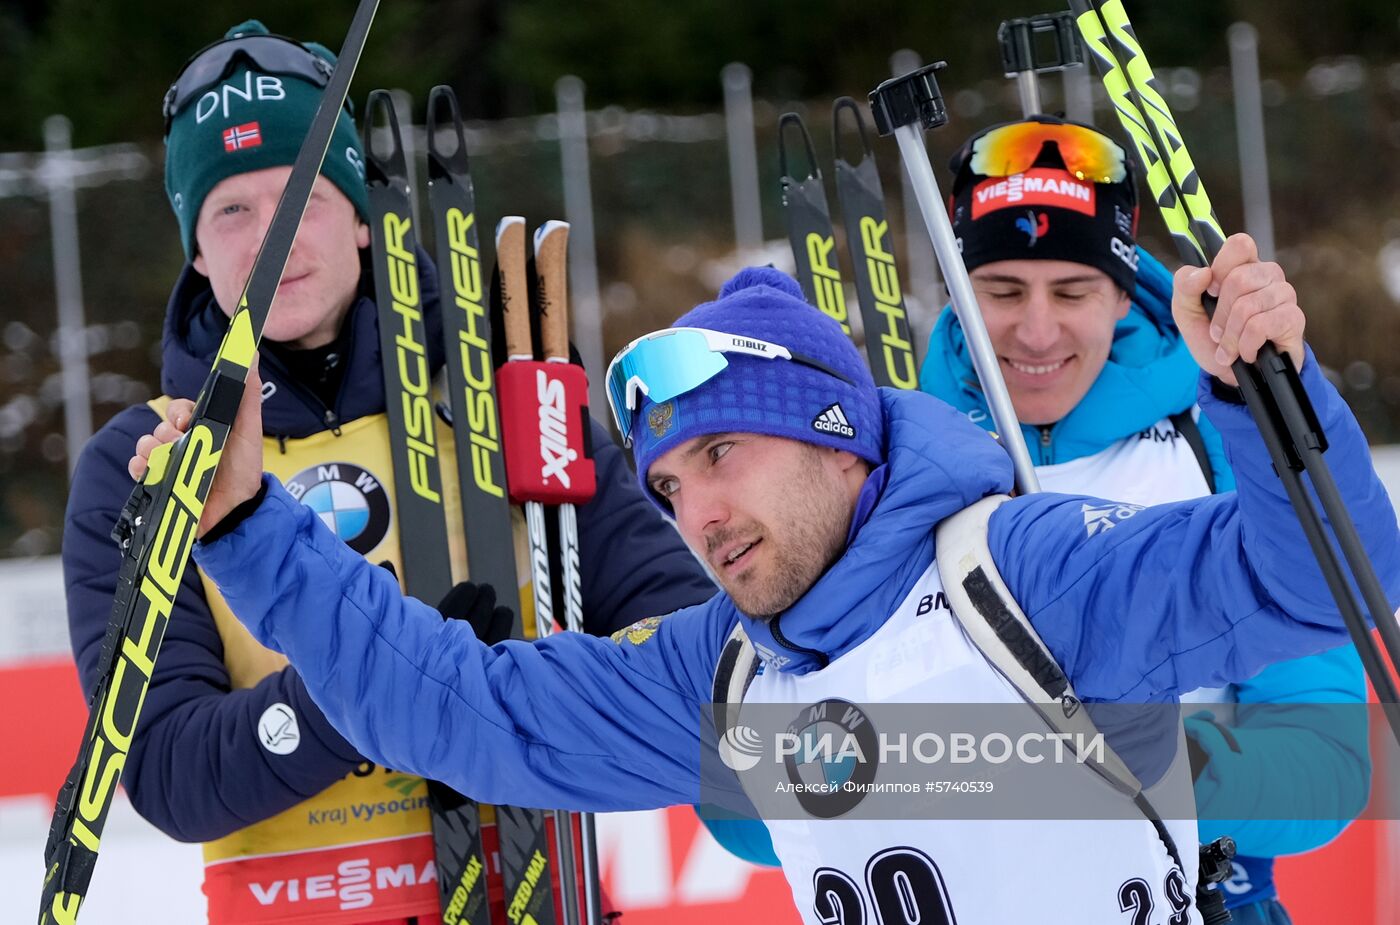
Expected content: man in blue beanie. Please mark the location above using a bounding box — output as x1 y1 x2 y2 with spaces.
61 20 713 923
131 240 1399 925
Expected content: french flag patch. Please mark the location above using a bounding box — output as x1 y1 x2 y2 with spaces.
222 122 262 152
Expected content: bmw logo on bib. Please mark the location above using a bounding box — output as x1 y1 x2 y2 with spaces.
784 698 879 818
284 463 391 555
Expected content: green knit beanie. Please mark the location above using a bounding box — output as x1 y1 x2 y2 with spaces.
163 20 369 258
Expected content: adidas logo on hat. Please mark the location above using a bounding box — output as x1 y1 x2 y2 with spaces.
812 403 855 439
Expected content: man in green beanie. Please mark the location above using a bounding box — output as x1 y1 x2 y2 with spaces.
59 19 715 923
162 19 371 349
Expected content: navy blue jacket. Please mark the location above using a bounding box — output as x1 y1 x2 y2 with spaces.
61 258 715 842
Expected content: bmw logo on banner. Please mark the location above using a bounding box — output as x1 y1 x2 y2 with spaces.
284 463 391 555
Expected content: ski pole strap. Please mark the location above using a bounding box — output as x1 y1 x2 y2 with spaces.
497 218 597 506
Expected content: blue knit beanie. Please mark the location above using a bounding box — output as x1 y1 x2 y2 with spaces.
629 267 884 503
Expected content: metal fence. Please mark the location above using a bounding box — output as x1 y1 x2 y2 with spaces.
3 48 1400 557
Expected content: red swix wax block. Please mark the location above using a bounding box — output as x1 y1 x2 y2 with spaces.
498 360 596 505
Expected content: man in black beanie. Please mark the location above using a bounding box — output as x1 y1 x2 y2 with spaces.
920 115 1365 925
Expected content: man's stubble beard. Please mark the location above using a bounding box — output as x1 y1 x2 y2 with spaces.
726 452 854 621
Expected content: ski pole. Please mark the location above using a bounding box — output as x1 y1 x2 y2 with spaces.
532 220 582 925
484 216 570 925
869 65 1042 494
1070 0 1400 743
997 12 1086 119
533 220 604 925
497 216 601 925
37 2 381 921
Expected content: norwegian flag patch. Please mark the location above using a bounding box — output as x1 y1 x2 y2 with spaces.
222 122 262 152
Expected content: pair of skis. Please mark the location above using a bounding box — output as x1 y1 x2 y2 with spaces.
778 104 919 390
363 89 601 925
36 1 382 922
1066 0 1400 744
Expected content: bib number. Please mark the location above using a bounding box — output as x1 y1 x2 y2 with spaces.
814 847 955 925
1118 870 1190 925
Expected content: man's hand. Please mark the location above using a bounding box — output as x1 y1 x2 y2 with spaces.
1172 232 1306 387
129 358 266 538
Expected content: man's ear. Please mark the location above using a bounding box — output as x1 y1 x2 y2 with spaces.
192 248 209 278
356 218 370 249
830 447 867 473
1115 285 1132 320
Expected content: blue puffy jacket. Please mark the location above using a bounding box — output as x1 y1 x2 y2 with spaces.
61 258 715 842
191 359 1397 827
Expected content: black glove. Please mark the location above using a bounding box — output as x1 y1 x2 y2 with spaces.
437 580 517 645
378 562 516 645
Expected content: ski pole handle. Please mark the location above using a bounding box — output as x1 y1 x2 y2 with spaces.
534 220 572 362
498 216 534 360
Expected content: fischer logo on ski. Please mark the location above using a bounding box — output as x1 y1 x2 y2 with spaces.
442 208 506 500
380 213 442 505
780 112 852 335
805 232 849 331
856 217 916 387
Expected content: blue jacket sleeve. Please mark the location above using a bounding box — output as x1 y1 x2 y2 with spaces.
193 477 731 811
989 353 1400 702
1191 406 1368 856
1189 645 1369 856
62 407 365 842
578 418 716 635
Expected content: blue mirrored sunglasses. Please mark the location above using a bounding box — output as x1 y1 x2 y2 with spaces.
605 326 853 446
